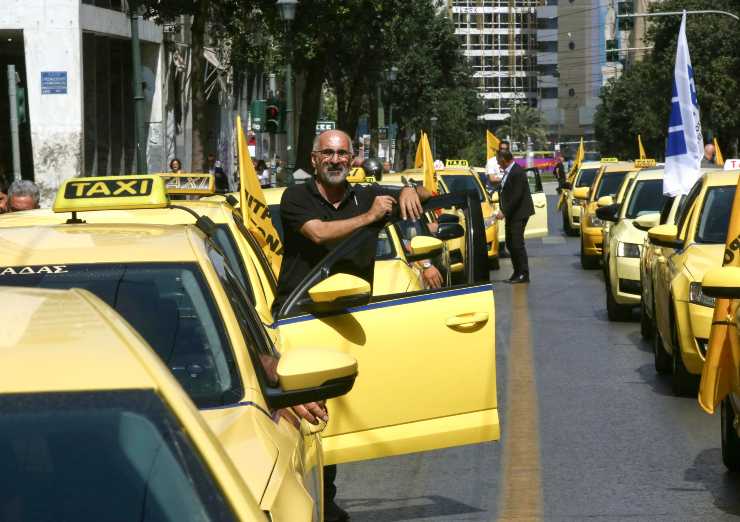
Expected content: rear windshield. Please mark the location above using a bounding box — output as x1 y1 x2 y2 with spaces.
0 390 237 522
575 168 599 187
625 179 666 219
0 263 241 408
441 175 484 202
595 171 628 199
696 186 736 244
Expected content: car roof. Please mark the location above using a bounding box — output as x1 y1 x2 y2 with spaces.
633 169 665 181
263 187 286 206
437 168 474 175
603 161 637 172
580 161 602 169
0 224 202 265
704 169 740 187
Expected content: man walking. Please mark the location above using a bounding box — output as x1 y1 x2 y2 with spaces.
274 129 431 521
495 150 534 283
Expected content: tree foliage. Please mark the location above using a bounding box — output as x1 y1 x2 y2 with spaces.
595 0 740 159
496 105 547 149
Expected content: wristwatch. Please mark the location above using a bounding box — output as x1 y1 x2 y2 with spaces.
420 260 433 269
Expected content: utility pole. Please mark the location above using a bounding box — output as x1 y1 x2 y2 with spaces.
7 65 21 181
129 0 147 173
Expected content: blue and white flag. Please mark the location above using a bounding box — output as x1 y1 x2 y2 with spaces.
664 12 703 197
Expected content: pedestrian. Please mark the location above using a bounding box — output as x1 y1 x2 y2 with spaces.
553 157 567 191
486 140 511 185
275 158 294 187
7 180 40 212
169 158 182 174
495 149 534 283
256 159 271 188
700 143 716 168
0 175 9 214
207 152 229 192
274 129 432 521
383 160 393 175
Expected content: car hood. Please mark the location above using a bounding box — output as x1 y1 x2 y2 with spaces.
683 244 725 280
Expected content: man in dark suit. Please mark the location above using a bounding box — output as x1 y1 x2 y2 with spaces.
495 150 535 283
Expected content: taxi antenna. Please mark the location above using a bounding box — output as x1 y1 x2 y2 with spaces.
168 204 217 237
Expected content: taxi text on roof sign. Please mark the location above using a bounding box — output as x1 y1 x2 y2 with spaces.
600 157 619 163
53 175 169 213
634 159 657 168
445 159 469 168
725 159 740 171
157 173 215 195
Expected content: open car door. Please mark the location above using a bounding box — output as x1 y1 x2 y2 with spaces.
525 167 548 238
274 192 499 465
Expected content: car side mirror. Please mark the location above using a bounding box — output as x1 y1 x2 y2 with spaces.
491 192 500 203
262 349 358 409
597 195 614 208
595 203 619 222
406 235 444 262
436 223 465 241
702 267 740 299
647 224 683 250
301 273 370 314
633 212 660 232
438 213 460 224
572 187 590 200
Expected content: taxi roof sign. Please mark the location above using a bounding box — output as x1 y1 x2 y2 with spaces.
445 159 469 168
158 173 215 195
724 159 740 171
346 167 366 183
634 159 656 168
600 157 619 163
53 175 169 214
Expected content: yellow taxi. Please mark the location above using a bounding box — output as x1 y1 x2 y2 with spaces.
573 161 637 268
597 168 667 320
435 160 501 269
492 165 549 242
0 175 500 511
0 286 269 520
560 160 603 236
649 170 740 395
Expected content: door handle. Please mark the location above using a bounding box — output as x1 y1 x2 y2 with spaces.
535 202 546 208
446 312 489 327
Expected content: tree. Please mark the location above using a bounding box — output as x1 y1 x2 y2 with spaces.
496 105 547 149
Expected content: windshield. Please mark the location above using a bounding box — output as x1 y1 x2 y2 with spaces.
441 175 485 202
0 390 237 522
0 263 241 408
625 179 666 219
696 186 736 244
575 168 599 187
595 171 628 199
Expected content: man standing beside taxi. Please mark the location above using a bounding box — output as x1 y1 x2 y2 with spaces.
274 129 433 521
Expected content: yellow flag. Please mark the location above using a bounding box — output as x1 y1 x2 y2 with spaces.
714 137 724 166
486 130 500 160
421 132 436 193
638 134 647 160
236 115 283 275
699 173 740 413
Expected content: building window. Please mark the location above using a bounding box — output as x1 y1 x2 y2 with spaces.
540 87 558 99
568 41 575 50
537 17 558 30
538 41 557 52
568 88 576 97
538 64 558 76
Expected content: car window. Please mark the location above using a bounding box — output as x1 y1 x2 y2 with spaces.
376 227 397 260
595 171 628 198
696 185 736 244
440 175 484 202
213 224 254 303
675 181 703 234
575 168 599 187
0 262 242 408
231 211 279 292
0 390 238 522
625 179 666 219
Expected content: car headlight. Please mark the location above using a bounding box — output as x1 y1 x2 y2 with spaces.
589 214 603 227
484 216 496 228
689 282 716 308
617 242 641 258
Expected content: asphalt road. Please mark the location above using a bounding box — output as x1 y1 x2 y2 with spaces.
335 190 740 521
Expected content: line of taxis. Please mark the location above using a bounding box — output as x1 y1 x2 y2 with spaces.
0 172 500 520
563 157 740 470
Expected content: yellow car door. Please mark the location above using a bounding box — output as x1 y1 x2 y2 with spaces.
524 167 548 238
274 192 499 465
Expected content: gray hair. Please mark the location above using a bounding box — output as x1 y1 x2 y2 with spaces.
312 130 354 154
8 180 40 206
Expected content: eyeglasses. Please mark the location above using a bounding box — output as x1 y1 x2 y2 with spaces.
313 148 352 160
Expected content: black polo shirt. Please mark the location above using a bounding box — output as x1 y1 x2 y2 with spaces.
273 177 398 312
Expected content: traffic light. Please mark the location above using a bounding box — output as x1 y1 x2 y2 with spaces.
266 98 280 134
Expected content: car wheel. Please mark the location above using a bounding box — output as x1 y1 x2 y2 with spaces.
640 296 652 340
671 316 699 397
722 398 740 472
489 256 500 270
653 316 671 375
606 280 631 321
580 238 599 269
562 206 572 236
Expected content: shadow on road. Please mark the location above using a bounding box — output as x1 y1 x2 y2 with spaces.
341 495 485 521
627 331 652 354
634 363 674 397
684 448 740 516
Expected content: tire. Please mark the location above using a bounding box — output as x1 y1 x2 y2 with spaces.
722 398 740 472
580 237 599 269
653 317 671 375
489 256 500 270
562 205 573 236
606 280 632 321
671 315 699 397
640 296 652 340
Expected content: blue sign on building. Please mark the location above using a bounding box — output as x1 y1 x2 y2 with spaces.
41 71 67 95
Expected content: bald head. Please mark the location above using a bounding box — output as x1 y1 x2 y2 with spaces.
311 129 355 186
704 143 715 160
312 130 354 155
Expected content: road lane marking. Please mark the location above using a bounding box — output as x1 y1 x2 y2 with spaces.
498 285 543 521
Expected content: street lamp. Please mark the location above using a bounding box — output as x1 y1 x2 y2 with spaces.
277 0 298 170
430 115 438 159
385 66 398 166
129 0 147 173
